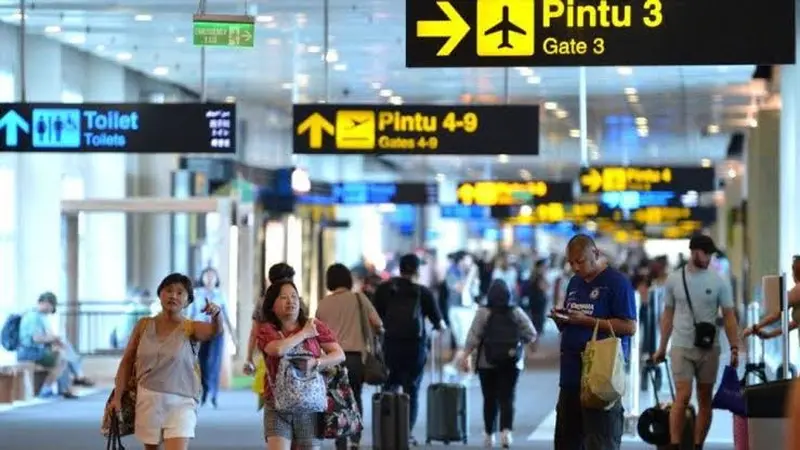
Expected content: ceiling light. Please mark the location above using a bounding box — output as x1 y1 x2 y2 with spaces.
296 13 307 25
256 15 274 23
519 169 532 180
95 44 106 52
225 96 236 103
497 154 509 164
67 34 86 44
388 95 403 105
8 11 26 20
555 109 568 119
324 50 339 62
700 158 712 168
44 25 62 33
371 82 382 89
307 45 321 53
635 117 648 126
624 87 637 95
152 66 169 76
518 68 534 77
526 76 541 84
435 173 446 182
569 129 580 138
727 168 737 179
637 127 649 137
627 94 639 103
543 101 557 110
379 89 393 97
295 73 310 87
281 82 293 90
617 66 633 75
175 36 186 43
707 124 720 134
134 14 152 22
116 52 133 61
333 63 347 71
748 118 758 128
267 38 281 45
590 151 600 160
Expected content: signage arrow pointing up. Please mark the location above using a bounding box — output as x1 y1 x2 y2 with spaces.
296 113 334 149
0 110 29 147
416 1 470 56
580 168 603 193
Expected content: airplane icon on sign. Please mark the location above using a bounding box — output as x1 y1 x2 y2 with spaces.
483 6 526 49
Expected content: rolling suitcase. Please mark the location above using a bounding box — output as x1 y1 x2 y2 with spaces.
425 336 469 445
372 390 410 450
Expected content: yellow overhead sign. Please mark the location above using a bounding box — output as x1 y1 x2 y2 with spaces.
457 181 549 206
292 104 540 155
476 0 535 57
417 1 470 56
507 203 599 225
580 167 673 193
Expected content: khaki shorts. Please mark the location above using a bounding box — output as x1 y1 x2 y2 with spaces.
670 346 721 384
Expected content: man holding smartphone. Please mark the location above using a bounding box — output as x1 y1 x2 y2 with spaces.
552 234 637 450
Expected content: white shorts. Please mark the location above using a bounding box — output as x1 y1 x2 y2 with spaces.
134 386 198 445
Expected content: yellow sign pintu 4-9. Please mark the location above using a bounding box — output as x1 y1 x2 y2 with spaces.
335 110 376 150
477 0 535 57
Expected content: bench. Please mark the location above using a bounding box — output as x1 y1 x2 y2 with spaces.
0 362 50 403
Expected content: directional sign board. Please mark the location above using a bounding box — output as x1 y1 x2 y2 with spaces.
299 182 439 205
193 14 255 48
579 166 715 194
292 104 539 155
456 180 573 206
0 103 235 153
406 0 796 67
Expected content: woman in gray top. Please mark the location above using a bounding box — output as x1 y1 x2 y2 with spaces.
456 279 537 449
111 273 224 450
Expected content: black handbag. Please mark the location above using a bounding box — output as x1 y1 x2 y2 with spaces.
105 413 127 450
681 267 716 349
355 293 388 385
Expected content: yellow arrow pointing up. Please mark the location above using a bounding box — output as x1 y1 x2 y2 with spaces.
296 113 334 149
416 1 470 56
581 168 603 193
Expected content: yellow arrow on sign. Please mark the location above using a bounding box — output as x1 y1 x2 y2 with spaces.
581 168 603 193
416 1 470 56
296 113 334 149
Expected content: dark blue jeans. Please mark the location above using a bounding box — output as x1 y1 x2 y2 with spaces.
554 389 624 450
198 333 224 404
383 340 428 432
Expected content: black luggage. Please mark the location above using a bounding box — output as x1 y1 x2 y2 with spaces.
425 336 468 445
372 391 410 450
637 360 695 450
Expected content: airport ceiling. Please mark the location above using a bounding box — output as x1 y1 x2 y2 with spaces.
0 0 766 180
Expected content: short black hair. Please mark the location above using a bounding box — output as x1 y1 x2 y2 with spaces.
260 279 308 328
268 263 295 284
157 273 195 305
399 253 420 276
567 233 596 252
326 263 353 291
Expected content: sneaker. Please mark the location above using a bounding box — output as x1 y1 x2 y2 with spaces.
483 432 495 447
500 429 513 448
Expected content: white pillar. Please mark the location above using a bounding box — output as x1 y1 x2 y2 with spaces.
15 36 65 306
81 57 128 301
432 178 466 257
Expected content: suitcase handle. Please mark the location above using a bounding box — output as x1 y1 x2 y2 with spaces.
645 359 676 404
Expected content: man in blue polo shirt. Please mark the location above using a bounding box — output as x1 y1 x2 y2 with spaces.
552 234 637 450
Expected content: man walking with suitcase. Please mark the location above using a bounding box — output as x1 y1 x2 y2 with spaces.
373 253 446 445
653 235 740 450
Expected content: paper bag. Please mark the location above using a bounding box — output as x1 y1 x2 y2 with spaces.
581 320 626 409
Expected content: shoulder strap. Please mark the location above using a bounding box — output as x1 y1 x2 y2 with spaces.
681 267 698 324
182 319 199 356
354 292 372 352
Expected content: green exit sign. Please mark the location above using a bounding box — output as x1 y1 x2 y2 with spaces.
192 14 255 48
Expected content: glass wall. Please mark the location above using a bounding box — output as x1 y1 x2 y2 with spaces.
0 71 15 354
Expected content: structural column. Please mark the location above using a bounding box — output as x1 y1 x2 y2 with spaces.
15 36 64 309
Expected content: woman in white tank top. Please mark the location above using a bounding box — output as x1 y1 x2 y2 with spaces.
111 273 224 450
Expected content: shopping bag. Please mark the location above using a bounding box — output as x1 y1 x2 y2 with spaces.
712 365 746 416
252 357 266 395
580 320 626 409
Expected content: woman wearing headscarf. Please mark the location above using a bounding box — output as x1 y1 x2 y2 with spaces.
456 279 537 449
111 273 223 450
256 278 345 450
187 267 231 408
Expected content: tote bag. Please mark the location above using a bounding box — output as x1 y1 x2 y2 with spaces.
581 320 626 409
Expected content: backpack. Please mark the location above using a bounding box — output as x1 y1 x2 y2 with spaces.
480 309 522 366
1 314 22 351
383 282 424 341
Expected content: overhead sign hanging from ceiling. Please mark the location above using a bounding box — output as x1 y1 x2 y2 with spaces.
456 180 574 205
0 103 236 153
406 0 796 68
193 14 255 48
579 166 715 194
292 104 539 155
